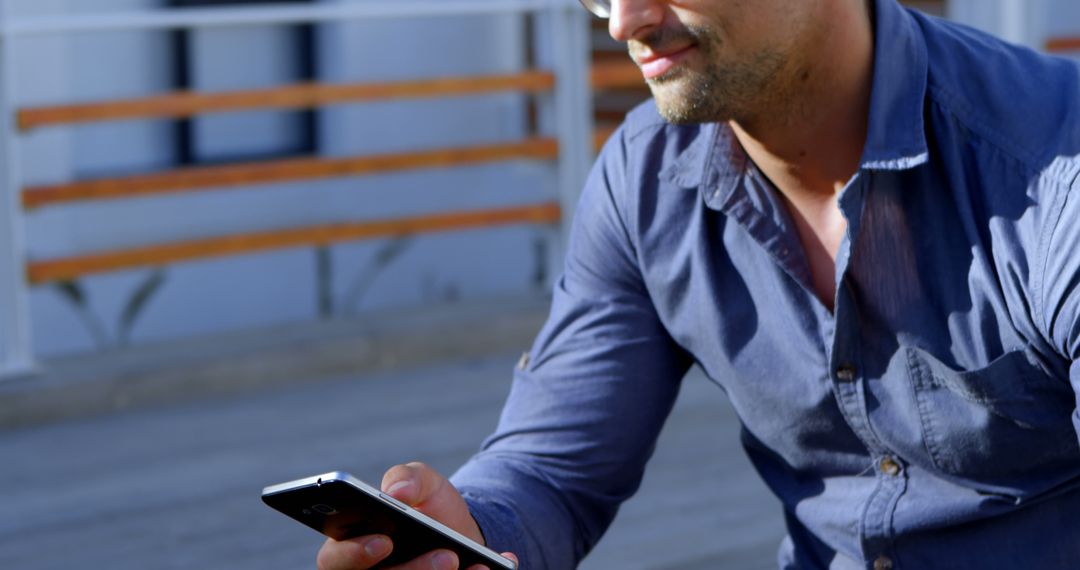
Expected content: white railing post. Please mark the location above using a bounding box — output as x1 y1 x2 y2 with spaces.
0 9 36 378
1000 0 1047 48
549 2 593 273
948 0 1046 48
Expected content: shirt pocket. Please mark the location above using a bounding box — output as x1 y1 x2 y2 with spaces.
905 346 1078 491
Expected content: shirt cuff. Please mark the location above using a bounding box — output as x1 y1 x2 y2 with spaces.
460 491 528 566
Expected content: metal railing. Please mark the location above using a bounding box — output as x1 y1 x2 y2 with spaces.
0 0 594 377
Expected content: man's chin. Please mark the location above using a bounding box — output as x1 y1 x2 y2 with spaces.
647 74 725 125
651 91 711 125
656 107 707 125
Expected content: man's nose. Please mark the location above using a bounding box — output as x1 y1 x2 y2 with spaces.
608 0 665 42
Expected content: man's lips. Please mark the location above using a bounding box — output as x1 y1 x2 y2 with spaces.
634 44 695 80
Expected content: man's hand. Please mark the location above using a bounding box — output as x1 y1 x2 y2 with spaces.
316 462 519 570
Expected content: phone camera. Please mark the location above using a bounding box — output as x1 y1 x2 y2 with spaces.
311 504 338 515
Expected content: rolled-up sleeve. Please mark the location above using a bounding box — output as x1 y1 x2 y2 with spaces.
451 125 692 569
1040 173 1080 445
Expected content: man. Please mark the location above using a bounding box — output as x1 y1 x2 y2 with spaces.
319 0 1080 568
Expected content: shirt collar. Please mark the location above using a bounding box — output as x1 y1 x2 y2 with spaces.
659 122 724 189
661 0 930 190
860 0 930 170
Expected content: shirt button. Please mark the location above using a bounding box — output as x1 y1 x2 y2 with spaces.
873 555 894 570
879 457 902 477
836 365 857 381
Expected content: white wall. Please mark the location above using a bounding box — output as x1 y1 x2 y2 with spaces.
948 0 1050 48
8 0 559 357
1039 0 1080 50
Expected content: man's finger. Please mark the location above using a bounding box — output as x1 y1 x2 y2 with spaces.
380 462 485 546
464 551 519 570
316 535 393 570
382 461 444 506
388 548 459 570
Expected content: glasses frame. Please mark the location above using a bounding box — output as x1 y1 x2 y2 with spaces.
578 0 611 19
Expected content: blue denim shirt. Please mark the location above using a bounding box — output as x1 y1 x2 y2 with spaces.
452 1 1080 568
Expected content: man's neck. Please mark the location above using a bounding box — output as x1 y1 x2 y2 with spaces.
726 0 874 310
731 0 875 202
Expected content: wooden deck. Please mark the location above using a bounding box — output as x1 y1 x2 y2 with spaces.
0 353 784 569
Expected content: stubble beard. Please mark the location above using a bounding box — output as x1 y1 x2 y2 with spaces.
644 26 789 126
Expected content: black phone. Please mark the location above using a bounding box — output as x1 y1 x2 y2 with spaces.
262 471 517 569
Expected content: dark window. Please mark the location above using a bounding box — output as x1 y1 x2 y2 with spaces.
168 0 317 165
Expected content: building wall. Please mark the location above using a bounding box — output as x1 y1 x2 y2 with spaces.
8 0 1080 358
10 0 556 356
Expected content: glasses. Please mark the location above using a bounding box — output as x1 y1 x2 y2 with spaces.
578 0 611 19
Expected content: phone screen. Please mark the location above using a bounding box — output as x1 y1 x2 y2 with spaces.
262 472 515 569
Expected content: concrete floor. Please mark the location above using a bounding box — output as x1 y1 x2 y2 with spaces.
0 351 785 569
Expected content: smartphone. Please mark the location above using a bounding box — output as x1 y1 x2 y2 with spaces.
262 471 517 569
